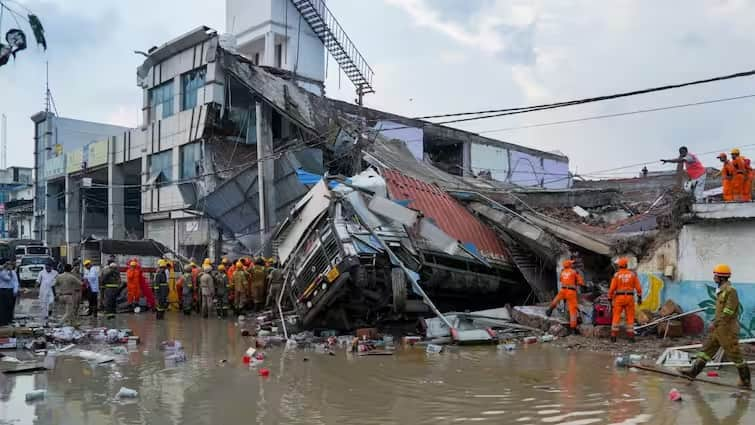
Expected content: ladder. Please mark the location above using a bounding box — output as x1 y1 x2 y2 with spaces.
291 0 375 99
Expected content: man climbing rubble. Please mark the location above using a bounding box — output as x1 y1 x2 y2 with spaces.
608 257 642 343
546 259 585 335
682 264 751 389
661 146 707 201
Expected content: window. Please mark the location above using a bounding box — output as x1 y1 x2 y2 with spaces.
275 44 282 68
149 150 173 183
27 246 50 256
180 142 202 179
21 256 53 266
181 67 206 111
148 80 174 120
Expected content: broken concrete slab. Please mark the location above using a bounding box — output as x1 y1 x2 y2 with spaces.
511 306 568 332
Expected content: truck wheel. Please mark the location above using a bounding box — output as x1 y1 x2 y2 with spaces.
391 268 407 313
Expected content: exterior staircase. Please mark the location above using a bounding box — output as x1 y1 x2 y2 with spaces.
291 0 375 97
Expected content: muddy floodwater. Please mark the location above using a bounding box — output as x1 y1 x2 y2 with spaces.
1 314 752 425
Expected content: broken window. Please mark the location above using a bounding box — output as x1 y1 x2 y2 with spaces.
180 142 202 179
181 66 207 111
149 150 173 183
149 80 174 120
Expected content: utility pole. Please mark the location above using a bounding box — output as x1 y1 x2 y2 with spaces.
352 84 365 174
1 113 6 169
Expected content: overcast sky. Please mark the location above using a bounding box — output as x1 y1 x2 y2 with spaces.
3 0 755 178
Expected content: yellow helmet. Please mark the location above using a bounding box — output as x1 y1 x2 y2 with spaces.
129 261 137 267
83 259 92 266
221 257 229 264
203 258 212 265
218 264 226 271
236 261 244 268
731 148 741 156
158 259 167 267
713 264 731 277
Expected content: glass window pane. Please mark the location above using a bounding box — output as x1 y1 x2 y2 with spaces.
182 67 206 111
180 142 201 179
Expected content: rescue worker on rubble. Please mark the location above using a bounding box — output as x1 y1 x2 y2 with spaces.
682 264 751 389
199 264 215 318
181 263 196 315
546 259 585 335
744 158 753 202
661 146 707 202
251 257 268 312
232 261 249 314
730 148 748 202
102 262 122 320
717 153 735 202
215 264 230 317
608 257 643 343
153 260 169 319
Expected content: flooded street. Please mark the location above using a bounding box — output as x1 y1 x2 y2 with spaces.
1 313 752 425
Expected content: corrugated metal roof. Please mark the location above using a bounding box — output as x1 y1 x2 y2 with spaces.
382 169 509 261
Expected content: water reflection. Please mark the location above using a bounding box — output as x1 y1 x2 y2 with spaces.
0 314 753 424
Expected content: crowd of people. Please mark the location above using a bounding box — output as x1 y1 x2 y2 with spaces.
11 255 286 327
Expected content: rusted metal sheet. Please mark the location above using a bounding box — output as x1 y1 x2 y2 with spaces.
382 169 509 262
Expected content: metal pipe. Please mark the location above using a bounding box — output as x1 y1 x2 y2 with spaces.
634 307 705 331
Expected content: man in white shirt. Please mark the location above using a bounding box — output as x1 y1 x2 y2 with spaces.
37 262 58 320
83 260 100 317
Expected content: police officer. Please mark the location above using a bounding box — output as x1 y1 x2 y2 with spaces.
683 264 751 389
102 262 122 319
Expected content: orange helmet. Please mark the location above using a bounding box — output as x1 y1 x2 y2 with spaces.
562 259 574 269
717 153 727 160
713 264 731 277
616 257 629 268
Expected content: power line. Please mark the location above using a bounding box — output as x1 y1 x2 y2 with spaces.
477 93 755 134
414 67 755 123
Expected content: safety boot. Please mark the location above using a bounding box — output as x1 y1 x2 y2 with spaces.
681 358 706 379
545 307 553 317
737 366 751 390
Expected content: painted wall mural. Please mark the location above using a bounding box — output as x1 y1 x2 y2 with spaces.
638 272 755 337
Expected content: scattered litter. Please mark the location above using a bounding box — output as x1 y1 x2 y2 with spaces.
258 367 270 377
1 356 20 363
111 346 128 356
116 387 138 399
70 350 115 364
668 388 682 401
160 340 182 351
523 336 538 345
165 351 187 363
241 329 251 336
25 389 46 402
707 371 719 377
539 334 555 343
497 343 516 351
285 339 298 349
426 344 443 354
402 336 421 346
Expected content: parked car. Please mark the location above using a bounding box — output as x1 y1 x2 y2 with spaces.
18 255 55 286
15 244 51 262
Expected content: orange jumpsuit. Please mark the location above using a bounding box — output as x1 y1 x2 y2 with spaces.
744 158 753 202
126 264 142 304
731 156 747 201
549 266 585 329
608 268 643 337
721 161 735 202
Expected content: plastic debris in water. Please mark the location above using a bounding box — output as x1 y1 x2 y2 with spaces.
707 371 719 377
25 389 46 402
426 344 443 354
539 334 555 343
497 343 517 351
116 387 138 398
668 388 682 401
258 368 270 377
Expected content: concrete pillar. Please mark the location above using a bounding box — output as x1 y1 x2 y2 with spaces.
141 155 149 213
462 142 472 177
256 101 275 256
64 175 81 260
108 139 126 239
264 32 275 67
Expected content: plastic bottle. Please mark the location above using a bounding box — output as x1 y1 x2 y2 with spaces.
25 390 46 402
116 387 138 398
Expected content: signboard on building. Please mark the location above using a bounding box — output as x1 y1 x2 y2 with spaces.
87 139 109 168
44 155 66 179
66 149 83 174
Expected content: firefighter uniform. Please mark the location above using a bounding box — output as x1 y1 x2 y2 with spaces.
153 261 169 319
683 264 751 389
181 265 196 315
102 263 122 320
608 257 642 342
232 263 249 312
546 259 585 334
215 266 230 317
250 260 267 311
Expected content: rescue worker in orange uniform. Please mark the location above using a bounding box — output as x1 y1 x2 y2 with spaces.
546 259 585 335
126 260 142 307
744 158 753 202
717 153 735 202
730 148 747 201
608 257 643 342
